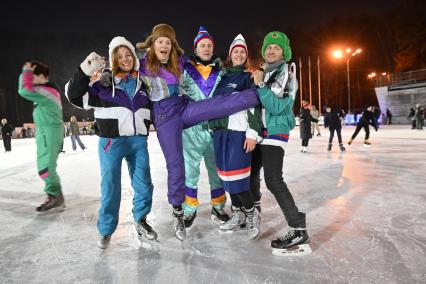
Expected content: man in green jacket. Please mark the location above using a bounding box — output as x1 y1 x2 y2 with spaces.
251 31 311 256
18 61 65 214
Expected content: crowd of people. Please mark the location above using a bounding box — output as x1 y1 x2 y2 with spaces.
5 22 426 258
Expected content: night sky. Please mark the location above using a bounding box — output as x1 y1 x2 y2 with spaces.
0 0 402 124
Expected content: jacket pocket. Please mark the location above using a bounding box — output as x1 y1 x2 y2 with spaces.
96 118 120 137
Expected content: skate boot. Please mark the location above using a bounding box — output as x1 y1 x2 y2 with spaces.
36 192 65 215
211 207 230 225
317 133 321 136
219 206 246 231
183 211 197 228
245 207 261 239
172 208 186 241
135 219 158 241
364 139 371 146
271 228 312 256
347 139 353 146
339 143 346 152
327 143 332 151
97 235 111 249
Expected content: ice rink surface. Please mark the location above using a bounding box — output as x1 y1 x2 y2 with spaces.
1 125 425 283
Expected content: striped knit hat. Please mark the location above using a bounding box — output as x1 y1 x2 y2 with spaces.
193 26 214 50
229 34 248 57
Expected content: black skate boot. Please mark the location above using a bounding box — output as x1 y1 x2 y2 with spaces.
36 192 65 215
327 143 332 151
97 235 111 249
339 143 346 152
211 207 230 224
135 219 158 241
271 228 311 256
183 211 197 228
172 208 186 241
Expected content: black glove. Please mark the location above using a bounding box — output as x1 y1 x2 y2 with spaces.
99 69 112 87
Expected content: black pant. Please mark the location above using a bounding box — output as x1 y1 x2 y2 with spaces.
2 135 11 151
250 145 306 228
351 123 370 140
328 127 342 144
230 147 262 208
301 139 309 147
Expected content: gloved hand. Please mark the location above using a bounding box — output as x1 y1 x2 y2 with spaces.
80 52 105 76
99 69 113 87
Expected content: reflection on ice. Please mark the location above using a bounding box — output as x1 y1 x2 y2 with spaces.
0 125 425 283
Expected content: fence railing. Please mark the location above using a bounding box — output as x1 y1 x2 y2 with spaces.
374 68 426 87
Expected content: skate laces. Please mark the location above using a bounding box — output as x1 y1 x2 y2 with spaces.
279 229 296 241
246 209 254 229
174 211 185 230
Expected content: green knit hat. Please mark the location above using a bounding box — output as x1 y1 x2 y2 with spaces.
261 31 292 61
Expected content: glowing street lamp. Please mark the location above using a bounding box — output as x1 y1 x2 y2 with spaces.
332 48 362 113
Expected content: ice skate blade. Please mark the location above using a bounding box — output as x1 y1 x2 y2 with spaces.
219 224 246 233
137 233 158 242
364 144 371 147
36 204 65 216
272 244 312 256
211 214 226 225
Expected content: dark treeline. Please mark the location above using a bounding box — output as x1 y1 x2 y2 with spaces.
1 0 425 125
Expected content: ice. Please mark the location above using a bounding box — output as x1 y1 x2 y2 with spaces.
1 125 425 283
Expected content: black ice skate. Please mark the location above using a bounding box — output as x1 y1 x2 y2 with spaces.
327 143 332 151
271 228 312 256
364 139 371 147
172 208 186 241
97 235 111 249
36 192 65 215
135 219 158 241
339 143 346 151
183 211 197 228
211 207 230 224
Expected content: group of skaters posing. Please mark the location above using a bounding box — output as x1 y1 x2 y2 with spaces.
18 24 311 256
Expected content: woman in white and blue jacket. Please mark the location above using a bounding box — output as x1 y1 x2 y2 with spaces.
66 36 156 249
209 34 262 239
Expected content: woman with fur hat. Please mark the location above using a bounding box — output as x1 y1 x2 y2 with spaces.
66 36 156 249
209 34 263 239
181 26 229 228
251 31 311 255
136 23 260 241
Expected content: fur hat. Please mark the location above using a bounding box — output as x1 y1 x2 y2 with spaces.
261 31 292 61
229 34 247 57
193 26 214 50
108 36 139 71
136 23 184 56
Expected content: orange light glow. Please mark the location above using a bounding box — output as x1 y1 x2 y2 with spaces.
332 50 343 58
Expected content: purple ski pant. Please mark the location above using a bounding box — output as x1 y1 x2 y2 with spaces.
153 88 259 206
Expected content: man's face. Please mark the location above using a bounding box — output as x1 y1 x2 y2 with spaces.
195 38 214 61
264 44 283 64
